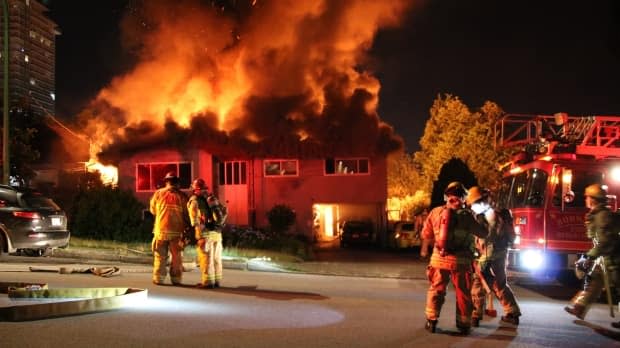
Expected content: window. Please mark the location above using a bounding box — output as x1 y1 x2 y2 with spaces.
264 159 298 177
136 162 192 191
502 168 548 208
219 161 247 185
552 169 603 207
325 158 370 175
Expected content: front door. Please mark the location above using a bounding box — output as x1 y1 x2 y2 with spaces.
218 161 249 225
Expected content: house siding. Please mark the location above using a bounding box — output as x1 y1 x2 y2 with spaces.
118 150 388 241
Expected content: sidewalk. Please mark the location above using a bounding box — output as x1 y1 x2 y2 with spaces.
42 245 428 280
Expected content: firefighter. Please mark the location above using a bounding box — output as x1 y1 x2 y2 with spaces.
149 171 189 285
467 186 521 327
188 178 227 288
565 183 620 322
421 181 488 334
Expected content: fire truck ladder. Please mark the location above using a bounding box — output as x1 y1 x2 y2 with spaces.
495 114 620 159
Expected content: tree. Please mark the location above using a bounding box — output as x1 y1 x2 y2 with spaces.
2 108 42 183
414 94 510 197
387 150 420 198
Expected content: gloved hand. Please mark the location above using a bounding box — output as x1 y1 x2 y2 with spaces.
575 254 594 272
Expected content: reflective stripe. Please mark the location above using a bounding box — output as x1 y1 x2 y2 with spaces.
0 282 147 321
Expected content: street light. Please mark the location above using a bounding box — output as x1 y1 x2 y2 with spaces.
2 0 8 185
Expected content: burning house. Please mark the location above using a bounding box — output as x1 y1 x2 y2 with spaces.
75 1 412 242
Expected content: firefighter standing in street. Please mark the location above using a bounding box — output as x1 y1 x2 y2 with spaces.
421 182 488 334
150 171 188 285
467 186 521 327
565 183 620 323
188 178 228 288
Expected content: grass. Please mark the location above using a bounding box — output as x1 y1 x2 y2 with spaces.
68 237 308 262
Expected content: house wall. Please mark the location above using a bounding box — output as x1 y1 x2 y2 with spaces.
118 149 388 242
252 157 388 239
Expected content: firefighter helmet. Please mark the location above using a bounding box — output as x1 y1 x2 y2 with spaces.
584 183 607 201
192 178 207 190
466 186 489 206
163 171 179 184
444 181 467 199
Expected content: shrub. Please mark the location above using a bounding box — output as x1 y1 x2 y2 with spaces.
69 185 152 242
266 204 296 235
222 225 312 260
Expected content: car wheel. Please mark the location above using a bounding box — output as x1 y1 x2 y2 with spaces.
0 234 6 257
23 249 45 257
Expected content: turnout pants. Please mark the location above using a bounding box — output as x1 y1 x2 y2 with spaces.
197 232 223 285
471 256 521 319
152 237 184 284
425 265 473 328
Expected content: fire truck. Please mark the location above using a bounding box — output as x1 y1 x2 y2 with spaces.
495 113 620 276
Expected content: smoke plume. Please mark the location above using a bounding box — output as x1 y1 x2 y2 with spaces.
78 0 412 162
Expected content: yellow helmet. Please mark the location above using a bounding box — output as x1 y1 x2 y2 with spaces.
466 186 489 205
444 181 467 199
584 183 607 200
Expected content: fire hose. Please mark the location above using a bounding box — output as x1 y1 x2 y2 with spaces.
0 266 148 321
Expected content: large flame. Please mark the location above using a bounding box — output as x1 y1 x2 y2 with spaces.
75 0 412 164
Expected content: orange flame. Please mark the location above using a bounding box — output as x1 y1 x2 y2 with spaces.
78 0 412 158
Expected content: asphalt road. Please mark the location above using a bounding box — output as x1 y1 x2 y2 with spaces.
0 255 619 348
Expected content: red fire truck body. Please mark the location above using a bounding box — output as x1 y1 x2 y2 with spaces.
495 114 620 274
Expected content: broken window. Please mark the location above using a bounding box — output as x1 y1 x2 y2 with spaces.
325 158 370 175
264 159 298 177
135 162 192 191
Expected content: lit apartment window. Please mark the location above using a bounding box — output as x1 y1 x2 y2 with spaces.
136 162 192 191
29 30 36 39
49 92 55 101
324 158 370 175
264 159 298 177
29 78 35 86
24 54 29 63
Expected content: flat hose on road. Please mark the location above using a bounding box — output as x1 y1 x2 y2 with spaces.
0 282 147 321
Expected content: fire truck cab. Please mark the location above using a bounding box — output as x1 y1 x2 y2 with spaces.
495 113 620 276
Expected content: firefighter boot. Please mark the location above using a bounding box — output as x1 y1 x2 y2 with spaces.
425 319 437 333
564 304 586 320
456 324 471 335
500 313 520 325
472 317 480 327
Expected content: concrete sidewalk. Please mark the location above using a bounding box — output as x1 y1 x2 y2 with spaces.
39 245 428 280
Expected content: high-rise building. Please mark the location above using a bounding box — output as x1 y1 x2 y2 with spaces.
0 0 58 118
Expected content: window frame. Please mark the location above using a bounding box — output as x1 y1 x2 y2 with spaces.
263 159 299 177
324 157 370 176
135 161 192 192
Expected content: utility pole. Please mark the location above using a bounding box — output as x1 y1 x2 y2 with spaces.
2 0 8 185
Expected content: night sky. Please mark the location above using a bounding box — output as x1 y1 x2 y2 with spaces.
47 0 620 152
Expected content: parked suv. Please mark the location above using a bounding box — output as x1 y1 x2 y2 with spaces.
387 221 420 249
339 220 374 248
0 185 70 256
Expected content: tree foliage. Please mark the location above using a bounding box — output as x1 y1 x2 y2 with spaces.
3 109 42 183
414 94 510 195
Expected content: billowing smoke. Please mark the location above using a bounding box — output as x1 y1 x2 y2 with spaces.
79 0 412 162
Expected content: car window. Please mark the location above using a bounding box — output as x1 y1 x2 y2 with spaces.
400 223 415 231
20 193 61 210
0 189 17 207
